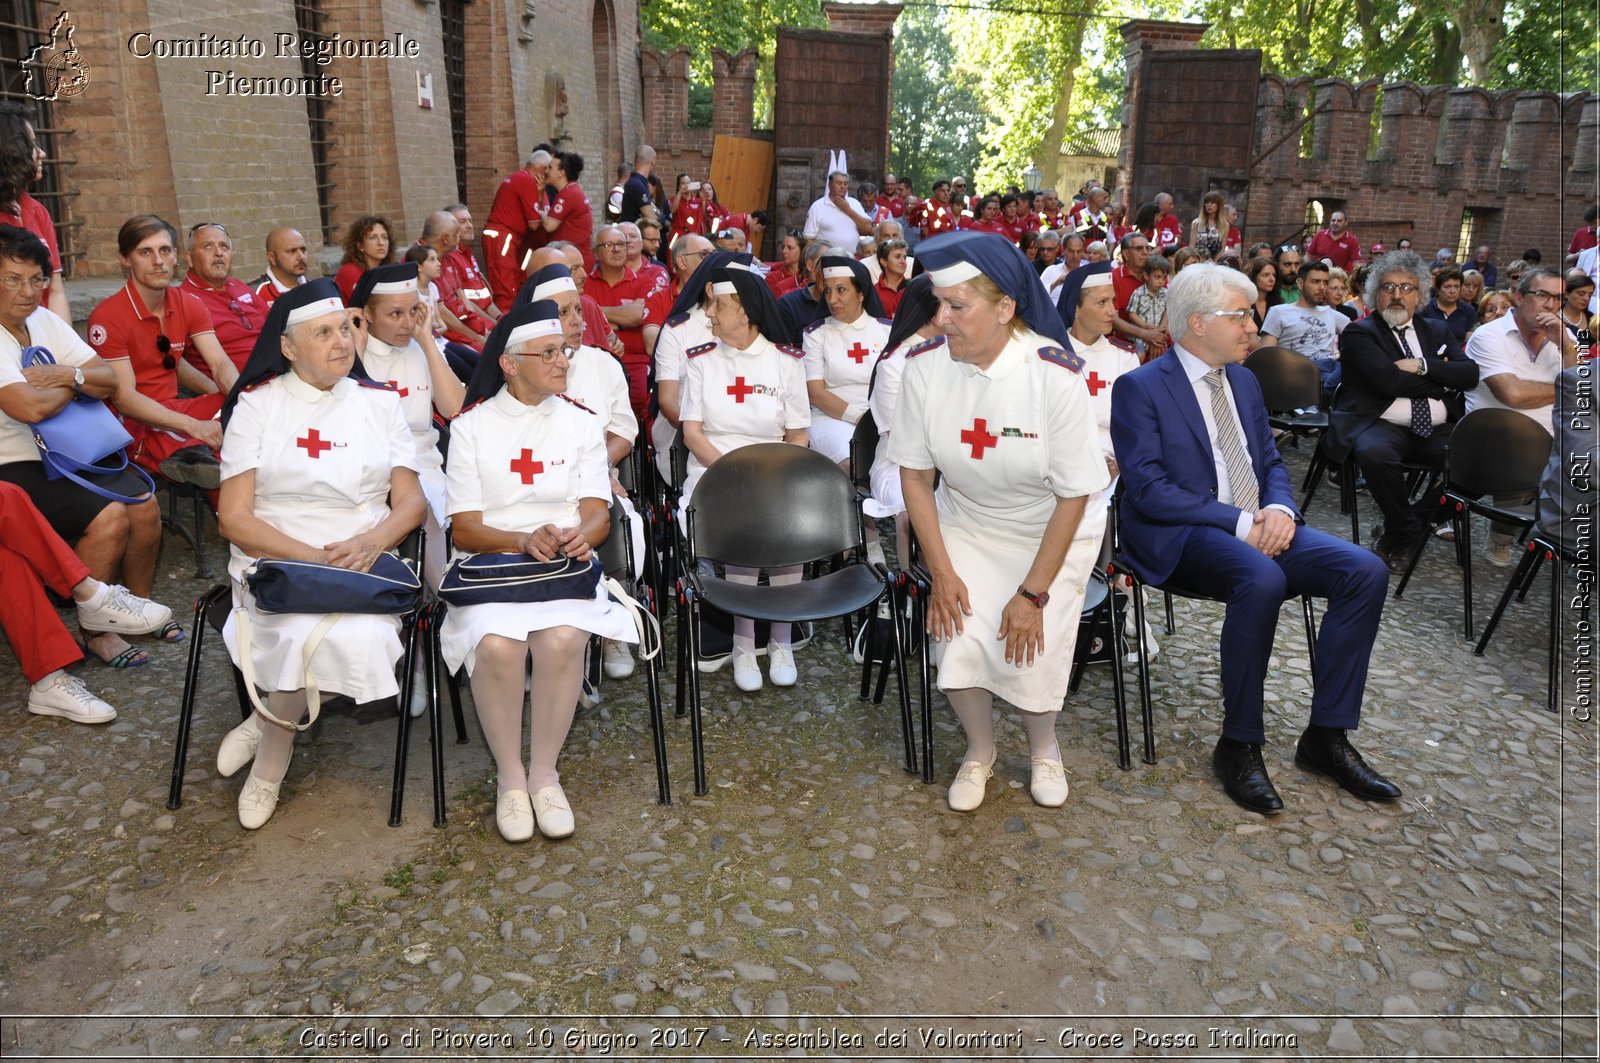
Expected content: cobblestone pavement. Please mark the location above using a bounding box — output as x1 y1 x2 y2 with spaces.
1 447 1595 1061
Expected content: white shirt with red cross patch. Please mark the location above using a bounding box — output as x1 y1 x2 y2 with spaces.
679 334 810 496
801 312 891 407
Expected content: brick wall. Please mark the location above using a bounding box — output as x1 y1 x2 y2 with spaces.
639 45 758 190
50 0 644 285
1120 19 1600 263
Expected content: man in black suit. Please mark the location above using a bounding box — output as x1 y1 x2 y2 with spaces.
1324 250 1480 571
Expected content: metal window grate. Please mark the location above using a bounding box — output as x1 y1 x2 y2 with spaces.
439 0 468 204
293 0 336 245
0 0 79 277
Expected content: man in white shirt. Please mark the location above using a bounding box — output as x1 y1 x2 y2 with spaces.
1259 260 1347 400
802 171 872 253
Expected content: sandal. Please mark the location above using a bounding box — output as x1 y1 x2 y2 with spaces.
152 620 186 643
80 638 150 669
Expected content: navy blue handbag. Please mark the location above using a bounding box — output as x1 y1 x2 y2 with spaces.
245 552 422 615
438 553 601 607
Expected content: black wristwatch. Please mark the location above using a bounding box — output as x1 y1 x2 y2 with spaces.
1017 585 1049 609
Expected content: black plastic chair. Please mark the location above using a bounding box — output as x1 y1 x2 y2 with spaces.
1246 346 1327 449
1112 492 1318 765
1066 564 1135 770
1394 409 1552 639
1472 532 1578 714
678 442 915 795
847 410 879 498
166 566 445 828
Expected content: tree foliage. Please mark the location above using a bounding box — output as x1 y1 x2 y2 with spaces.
889 2 986 192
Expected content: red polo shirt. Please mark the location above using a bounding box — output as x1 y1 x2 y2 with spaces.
1306 228 1360 271
444 246 493 311
632 259 671 295
579 292 617 352
485 169 546 254
548 182 595 271
425 245 492 345
1153 213 1185 250
877 194 905 218
253 272 303 307
586 265 655 360
0 193 59 274
874 276 904 318
179 273 266 372
643 282 680 335
87 281 216 404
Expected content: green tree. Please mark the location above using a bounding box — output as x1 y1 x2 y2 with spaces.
889 2 986 193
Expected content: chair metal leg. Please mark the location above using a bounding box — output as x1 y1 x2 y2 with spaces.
1474 542 1542 657
1130 579 1157 765
642 591 672 805
674 585 689 719
685 594 709 796
1300 450 1324 507
1163 590 1175 636
1516 547 1546 602
1393 506 1444 598
1106 589 1131 771
1460 511 1475 640
884 581 917 775
388 613 420 828
167 587 226 811
424 606 447 828
1301 595 1318 679
907 574 934 784
1343 459 1360 543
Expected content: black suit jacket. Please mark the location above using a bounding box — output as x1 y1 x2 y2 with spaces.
1324 313 1479 462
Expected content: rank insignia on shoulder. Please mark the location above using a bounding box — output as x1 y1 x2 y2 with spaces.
776 343 805 359
1037 345 1085 373
456 397 486 416
875 316 893 327
801 318 827 336
686 341 717 358
240 376 274 393
358 378 399 391
905 336 943 359
666 311 689 327
558 393 596 414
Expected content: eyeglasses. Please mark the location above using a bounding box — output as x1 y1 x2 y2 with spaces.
676 250 709 262
226 298 252 328
0 273 48 291
156 333 174 370
1208 310 1252 320
1378 282 1420 295
513 345 576 364
188 222 227 236
595 241 625 251
1524 289 1564 303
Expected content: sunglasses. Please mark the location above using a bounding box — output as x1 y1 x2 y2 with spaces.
188 222 227 236
156 333 174 370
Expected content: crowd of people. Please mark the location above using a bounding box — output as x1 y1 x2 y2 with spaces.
1 102 1592 836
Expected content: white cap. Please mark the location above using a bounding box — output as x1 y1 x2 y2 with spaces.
927 260 982 287
530 276 577 302
821 265 855 279
1080 272 1113 289
505 318 564 347
285 297 344 326
710 281 738 295
368 278 414 297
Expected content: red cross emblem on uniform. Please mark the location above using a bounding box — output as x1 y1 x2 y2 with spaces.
727 376 755 403
387 379 409 397
297 429 332 458
1086 371 1107 396
846 341 871 365
510 449 544 484
959 418 998 460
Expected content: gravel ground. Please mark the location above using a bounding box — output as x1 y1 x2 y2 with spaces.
0 446 1595 1061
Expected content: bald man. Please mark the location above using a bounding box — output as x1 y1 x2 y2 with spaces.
253 226 308 306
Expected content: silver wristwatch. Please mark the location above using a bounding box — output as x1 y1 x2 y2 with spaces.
72 366 84 389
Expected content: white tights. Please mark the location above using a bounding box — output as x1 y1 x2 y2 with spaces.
945 686 1061 765
468 627 587 795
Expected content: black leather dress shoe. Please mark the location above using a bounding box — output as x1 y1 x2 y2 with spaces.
1372 532 1419 575
1212 738 1284 815
1295 727 1402 801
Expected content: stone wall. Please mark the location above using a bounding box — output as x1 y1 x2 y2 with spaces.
48 0 643 281
1119 20 1599 262
639 45 759 192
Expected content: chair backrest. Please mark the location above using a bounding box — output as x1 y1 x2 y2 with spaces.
1245 346 1320 411
1446 407 1554 498
596 497 631 578
687 442 860 568
848 410 879 491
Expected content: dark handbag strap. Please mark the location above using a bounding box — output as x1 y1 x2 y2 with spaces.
32 439 156 504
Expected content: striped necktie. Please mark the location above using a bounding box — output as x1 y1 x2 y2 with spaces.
1204 368 1260 512
1393 325 1434 438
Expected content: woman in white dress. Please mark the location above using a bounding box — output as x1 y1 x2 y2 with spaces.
889 232 1108 812
214 278 426 829
441 300 639 843
801 255 889 467
680 265 811 693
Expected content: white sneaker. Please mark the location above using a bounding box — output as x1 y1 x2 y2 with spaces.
27 672 116 724
237 774 281 830
216 714 261 777
495 789 535 843
602 639 635 679
1029 756 1070 807
76 584 173 636
947 755 995 812
407 669 429 718
531 785 575 839
732 649 762 692
766 641 797 686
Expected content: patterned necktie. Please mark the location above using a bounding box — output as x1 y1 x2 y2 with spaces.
1394 325 1434 438
1204 368 1260 512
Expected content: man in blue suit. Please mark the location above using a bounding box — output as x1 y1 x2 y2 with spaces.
1110 264 1399 814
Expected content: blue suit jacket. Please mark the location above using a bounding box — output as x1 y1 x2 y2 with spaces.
1109 349 1299 586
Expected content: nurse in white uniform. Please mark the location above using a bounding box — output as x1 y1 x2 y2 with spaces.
214 278 427 830
889 232 1108 813
346 262 465 587
801 255 890 466
441 300 639 843
522 262 646 679
646 243 739 484
680 265 811 693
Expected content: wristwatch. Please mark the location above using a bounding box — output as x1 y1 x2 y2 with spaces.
71 366 84 390
1017 585 1049 609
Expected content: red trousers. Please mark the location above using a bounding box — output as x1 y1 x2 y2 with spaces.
0 481 90 683
483 233 527 312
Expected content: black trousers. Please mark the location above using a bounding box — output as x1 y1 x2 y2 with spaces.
1349 419 1451 540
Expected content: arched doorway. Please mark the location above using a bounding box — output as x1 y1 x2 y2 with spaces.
591 0 621 176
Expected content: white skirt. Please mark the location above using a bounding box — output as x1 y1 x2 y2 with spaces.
222 585 405 703
931 517 1101 713
440 583 639 677
808 410 856 464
